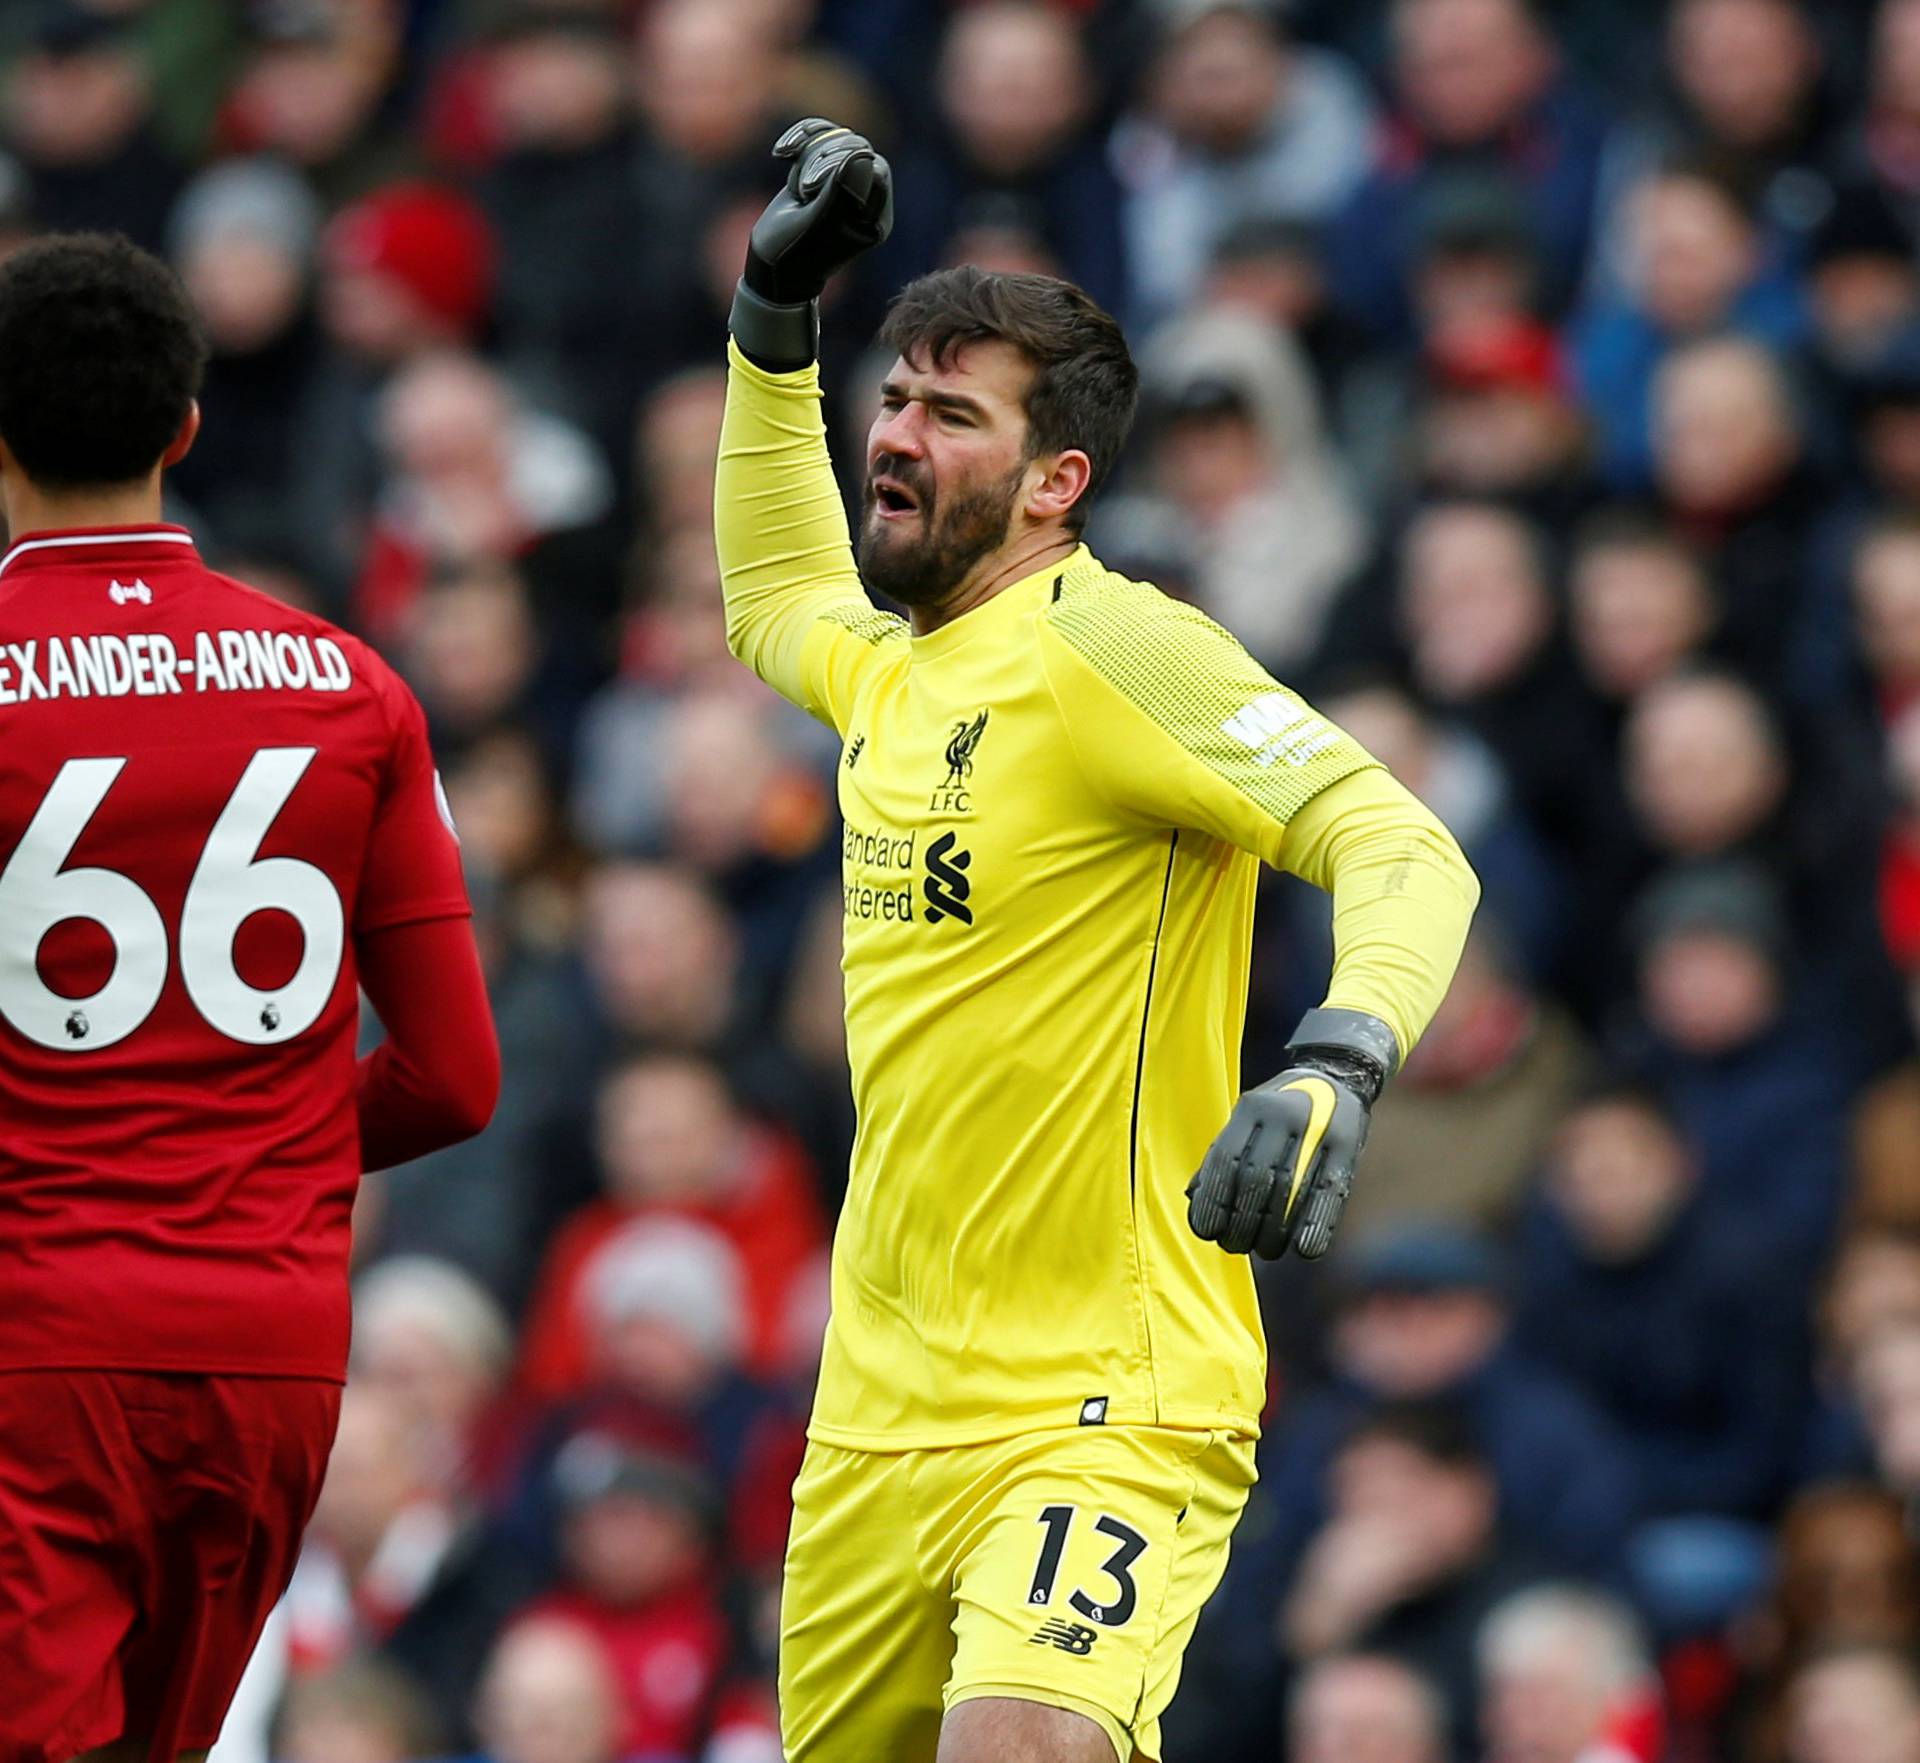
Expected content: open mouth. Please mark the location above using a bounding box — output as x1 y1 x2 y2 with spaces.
871 477 922 519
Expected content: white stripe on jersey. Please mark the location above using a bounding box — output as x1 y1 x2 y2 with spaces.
0 530 195 576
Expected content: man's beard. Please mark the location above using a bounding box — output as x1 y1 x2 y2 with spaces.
856 458 1026 608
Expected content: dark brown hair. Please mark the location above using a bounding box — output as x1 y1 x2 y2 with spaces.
878 266 1139 534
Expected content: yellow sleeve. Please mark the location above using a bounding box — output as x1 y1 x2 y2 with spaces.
1035 579 1478 1056
1282 767 1480 1058
1035 581 1380 865
713 337 906 730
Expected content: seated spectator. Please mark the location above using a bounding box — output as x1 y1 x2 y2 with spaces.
468 1616 628 1763
165 156 326 562
1567 511 1718 711
1289 1653 1449 1763
218 2 407 205
1855 0 1920 230
1328 929 1588 1235
1783 1645 1920 1763
1650 337 1826 688
1802 1230 1920 1478
1197 218 1369 423
1807 182 1920 372
1574 159 1805 492
634 365 728 540
350 1257 518 1501
3 6 186 253
1135 308 1364 668
1331 0 1607 340
518 1050 823 1397
1283 1403 1558 1758
1478 1585 1663 1763
284 1384 545 1748
580 861 741 1053
1591 0 1838 291
1116 0 1375 327
1736 1484 1920 1763
1394 499 1609 860
1515 1083 1801 1620
513 1219 805 1577
520 1420 732 1758
1852 1323 1920 1500
1413 316 1597 527
571 537 840 861
274 1658 446 1763
1618 862 1855 1265
1619 669 1894 1031
1852 512 1920 725
401 562 542 753
361 351 616 648
870 3 1125 317
1320 683 1567 979
303 180 499 599
1223 1221 1636 1615
470 5 657 462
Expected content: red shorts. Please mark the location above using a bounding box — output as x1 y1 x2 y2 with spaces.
0 1370 341 1763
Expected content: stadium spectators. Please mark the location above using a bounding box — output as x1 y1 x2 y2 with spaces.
15 0 1913 1753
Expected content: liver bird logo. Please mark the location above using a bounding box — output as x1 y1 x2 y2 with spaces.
943 710 989 786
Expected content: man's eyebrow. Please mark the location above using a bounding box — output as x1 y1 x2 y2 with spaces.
878 381 990 416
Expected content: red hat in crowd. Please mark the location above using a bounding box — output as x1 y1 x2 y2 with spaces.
324 181 497 338
1428 316 1568 401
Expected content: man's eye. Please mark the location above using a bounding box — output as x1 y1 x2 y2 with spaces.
879 397 903 414
940 409 973 428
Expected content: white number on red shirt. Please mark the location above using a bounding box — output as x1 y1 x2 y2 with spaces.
0 748 345 1052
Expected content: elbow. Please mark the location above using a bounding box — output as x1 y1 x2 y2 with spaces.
455 1037 503 1142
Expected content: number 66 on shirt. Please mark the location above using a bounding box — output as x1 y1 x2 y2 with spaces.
0 746 344 1050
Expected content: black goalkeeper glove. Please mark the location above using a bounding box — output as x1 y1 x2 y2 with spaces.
1186 1007 1401 1261
730 117 894 371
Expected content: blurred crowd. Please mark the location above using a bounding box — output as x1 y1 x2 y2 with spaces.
13 0 1920 1757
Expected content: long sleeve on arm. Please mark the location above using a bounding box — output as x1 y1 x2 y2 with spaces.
1279 766 1481 1059
356 915 500 1173
1034 575 1477 1058
714 338 906 730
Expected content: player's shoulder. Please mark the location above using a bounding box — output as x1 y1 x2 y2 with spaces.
193 566 418 723
1039 547 1254 672
816 595 908 652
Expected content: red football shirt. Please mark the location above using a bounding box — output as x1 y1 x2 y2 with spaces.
0 526 471 1382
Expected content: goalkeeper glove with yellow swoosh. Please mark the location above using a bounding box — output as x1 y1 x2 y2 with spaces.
1186 1007 1401 1261
730 117 894 371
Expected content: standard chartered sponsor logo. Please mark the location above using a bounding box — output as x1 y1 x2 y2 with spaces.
843 818 917 924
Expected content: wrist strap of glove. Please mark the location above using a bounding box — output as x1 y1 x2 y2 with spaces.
1284 1006 1400 1107
730 280 820 371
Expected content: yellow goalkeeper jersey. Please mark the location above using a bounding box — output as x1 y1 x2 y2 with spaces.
717 343 1475 1450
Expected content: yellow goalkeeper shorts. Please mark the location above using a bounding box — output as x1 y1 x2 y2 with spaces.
778 1423 1257 1761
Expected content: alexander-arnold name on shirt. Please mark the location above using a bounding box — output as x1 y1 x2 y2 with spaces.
0 628 353 706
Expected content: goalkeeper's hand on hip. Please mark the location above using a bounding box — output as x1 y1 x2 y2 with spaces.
730 117 894 370
1186 1007 1401 1261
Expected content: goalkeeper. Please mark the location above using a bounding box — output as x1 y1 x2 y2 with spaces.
715 121 1480 1763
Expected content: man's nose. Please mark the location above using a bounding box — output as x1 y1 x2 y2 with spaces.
875 404 927 459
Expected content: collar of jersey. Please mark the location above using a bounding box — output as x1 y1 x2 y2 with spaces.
0 523 199 578
909 543 1090 661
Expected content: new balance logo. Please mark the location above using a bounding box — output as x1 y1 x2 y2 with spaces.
846 734 866 769
1030 1619 1098 1655
923 831 973 925
108 579 152 606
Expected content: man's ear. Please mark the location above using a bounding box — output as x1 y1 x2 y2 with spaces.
1026 448 1093 527
161 401 201 470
